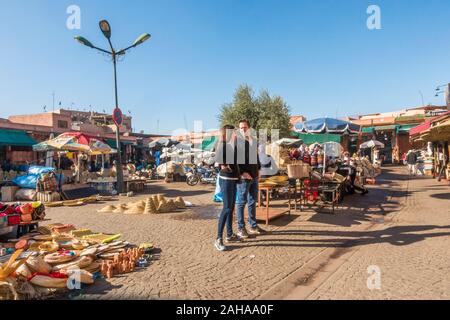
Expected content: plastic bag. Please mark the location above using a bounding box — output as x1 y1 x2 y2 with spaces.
213 175 223 202
15 189 37 201
12 175 38 189
19 203 33 214
27 166 55 175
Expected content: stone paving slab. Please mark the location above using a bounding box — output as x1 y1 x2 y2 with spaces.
301 169 450 300
42 168 412 300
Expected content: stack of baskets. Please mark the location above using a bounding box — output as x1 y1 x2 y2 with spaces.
287 161 311 179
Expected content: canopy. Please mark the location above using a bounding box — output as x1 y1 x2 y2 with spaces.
397 124 418 133
292 132 341 144
294 118 360 134
0 129 37 147
360 140 385 149
274 138 303 147
45 135 90 152
34 133 116 155
149 138 179 149
201 136 219 151
88 139 117 155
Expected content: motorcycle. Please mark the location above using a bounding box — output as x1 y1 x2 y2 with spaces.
186 165 218 186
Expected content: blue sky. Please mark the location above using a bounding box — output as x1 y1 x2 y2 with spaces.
1 0 450 135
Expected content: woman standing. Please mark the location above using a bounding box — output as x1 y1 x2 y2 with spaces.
214 125 241 251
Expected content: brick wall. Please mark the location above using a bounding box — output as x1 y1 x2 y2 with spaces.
396 134 411 160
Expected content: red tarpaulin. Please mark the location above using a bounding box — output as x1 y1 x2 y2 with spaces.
61 132 96 145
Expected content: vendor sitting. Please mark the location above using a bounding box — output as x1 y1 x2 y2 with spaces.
335 161 369 196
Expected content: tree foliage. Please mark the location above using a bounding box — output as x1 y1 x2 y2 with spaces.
219 84 292 139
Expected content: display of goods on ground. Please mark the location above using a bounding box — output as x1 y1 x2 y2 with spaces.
97 195 187 214
37 192 60 204
0 222 155 300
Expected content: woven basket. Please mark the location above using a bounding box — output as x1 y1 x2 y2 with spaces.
0 281 19 300
287 164 311 179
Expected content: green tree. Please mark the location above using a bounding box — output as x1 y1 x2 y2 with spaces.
219 84 291 139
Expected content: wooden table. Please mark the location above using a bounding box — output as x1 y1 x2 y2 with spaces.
124 179 147 192
257 185 291 226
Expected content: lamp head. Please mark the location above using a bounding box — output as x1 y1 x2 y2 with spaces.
74 36 94 48
99 20 112 39
133 33 151 47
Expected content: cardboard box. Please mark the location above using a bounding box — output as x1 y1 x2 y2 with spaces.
1 186 19 202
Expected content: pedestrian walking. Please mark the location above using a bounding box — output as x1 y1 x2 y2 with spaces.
436 147 447 182
235 119 265 239
214 125 241 252
406 150 418 176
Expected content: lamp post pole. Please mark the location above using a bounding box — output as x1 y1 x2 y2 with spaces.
74 20 151 194
111 46 124 193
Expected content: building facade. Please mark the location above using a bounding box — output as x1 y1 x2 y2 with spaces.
0 109 162 166
350 105 448 163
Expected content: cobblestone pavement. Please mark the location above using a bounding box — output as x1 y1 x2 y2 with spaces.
42 167 449 300
288 167 450 300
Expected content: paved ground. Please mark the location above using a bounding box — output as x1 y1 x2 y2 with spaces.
41 167 450 300
297 169 450 300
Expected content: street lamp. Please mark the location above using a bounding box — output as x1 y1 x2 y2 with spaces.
75 20 151 193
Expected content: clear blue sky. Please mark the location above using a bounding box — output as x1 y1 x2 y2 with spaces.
1 0 450 135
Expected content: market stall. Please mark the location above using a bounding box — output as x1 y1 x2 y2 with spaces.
257 176 292 225
0 221 155 300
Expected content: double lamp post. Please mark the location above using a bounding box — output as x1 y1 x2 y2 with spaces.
75 20 150 193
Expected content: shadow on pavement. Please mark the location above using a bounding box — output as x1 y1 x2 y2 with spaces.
143 184 213 198
429 192 450 200
229 225 450 250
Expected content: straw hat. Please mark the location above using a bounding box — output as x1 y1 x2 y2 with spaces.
157 194 167 204
157 202 170 213
143 198 158 214
97 205 117 213
123 203 144 214
151 195 160 208
112 204 128 213
174 197 186 209
166 199 177 212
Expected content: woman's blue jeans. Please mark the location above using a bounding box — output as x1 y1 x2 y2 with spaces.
217 178 237 239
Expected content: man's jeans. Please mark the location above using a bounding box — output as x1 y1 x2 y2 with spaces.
217 178 237 240
236 179 258 230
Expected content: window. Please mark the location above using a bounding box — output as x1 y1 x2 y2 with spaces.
58 120 68 128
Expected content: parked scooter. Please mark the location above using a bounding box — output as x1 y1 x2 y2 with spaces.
186 164 218 186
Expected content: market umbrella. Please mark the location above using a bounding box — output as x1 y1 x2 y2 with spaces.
148 138 180 149
360 140 385 149
44 135 91 152
88 138 117 155
294 118 360 134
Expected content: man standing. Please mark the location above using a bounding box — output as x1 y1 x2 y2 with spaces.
235 119 265 239
406 150 417 176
